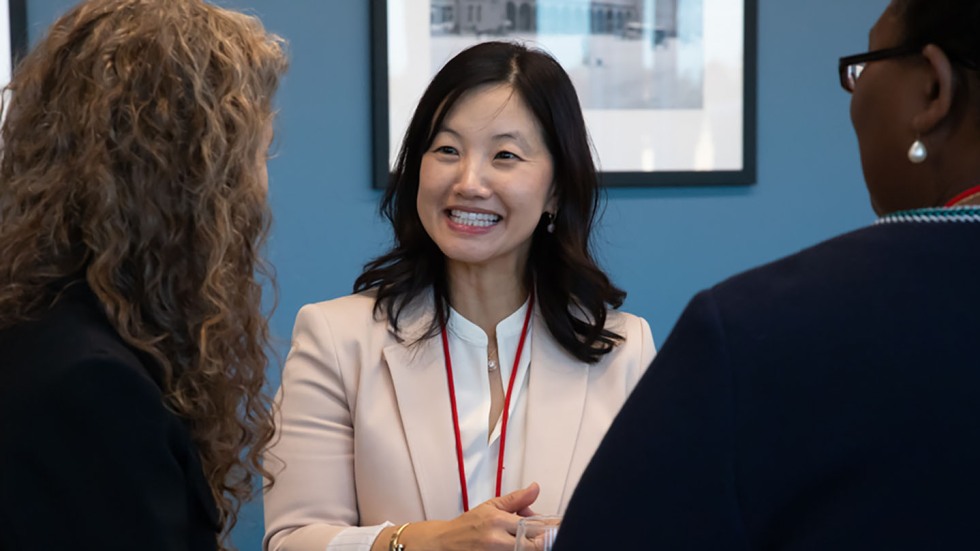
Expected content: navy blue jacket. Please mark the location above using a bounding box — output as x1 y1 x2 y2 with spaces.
0 282 220 550
555 220 980 550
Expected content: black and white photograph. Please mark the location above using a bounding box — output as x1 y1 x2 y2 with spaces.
428 0 704 111
373 0 756 187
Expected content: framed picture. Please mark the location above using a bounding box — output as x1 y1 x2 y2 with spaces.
0 0 26 89
371 0 757 188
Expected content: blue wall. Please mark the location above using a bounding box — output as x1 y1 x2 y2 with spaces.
24 0 886 548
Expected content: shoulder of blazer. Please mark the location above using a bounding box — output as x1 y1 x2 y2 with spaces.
597 309 653 353
604 309 641 336
0 283 222 532
1 281 167 392
297 288 438 345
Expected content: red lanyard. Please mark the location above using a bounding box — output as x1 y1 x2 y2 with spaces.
440 291 534 512
944 185 980 207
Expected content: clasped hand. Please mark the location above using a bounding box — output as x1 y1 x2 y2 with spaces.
388 482 541 551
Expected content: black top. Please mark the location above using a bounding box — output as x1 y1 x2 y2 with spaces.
0 282 220 550
555 221 980 550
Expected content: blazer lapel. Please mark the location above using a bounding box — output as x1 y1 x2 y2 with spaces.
382 299 462 520
522 311 590 514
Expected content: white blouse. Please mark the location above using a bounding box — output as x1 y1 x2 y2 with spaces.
326 299 532 551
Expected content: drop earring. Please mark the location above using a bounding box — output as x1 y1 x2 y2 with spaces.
908 138 928 164
545 212 556 234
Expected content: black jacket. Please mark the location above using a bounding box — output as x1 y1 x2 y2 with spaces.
556 220 980 550
0 282 220 550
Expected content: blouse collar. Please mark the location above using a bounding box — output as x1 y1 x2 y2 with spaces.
875 206 980 225
446 296 532 345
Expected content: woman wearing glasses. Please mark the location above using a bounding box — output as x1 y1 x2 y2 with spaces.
554 0 980 549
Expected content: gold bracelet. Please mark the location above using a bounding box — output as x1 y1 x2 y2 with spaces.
389 522 410 551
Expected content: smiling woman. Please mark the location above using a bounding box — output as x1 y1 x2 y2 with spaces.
418 83 557 280
263 41 656 551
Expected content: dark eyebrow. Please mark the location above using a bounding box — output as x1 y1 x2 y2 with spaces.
433 126 535 152
432 126 460 140
492 132 532 151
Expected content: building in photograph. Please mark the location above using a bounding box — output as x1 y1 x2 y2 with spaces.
430 0 681 37
439 0 510 35
430 0 457 34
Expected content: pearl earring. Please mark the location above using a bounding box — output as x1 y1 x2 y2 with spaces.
545 212 556 234
908 139 928 164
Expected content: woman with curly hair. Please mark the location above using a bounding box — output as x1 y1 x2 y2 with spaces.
0 1 287 549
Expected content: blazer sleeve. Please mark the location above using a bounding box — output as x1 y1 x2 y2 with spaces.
0 358 218 551
263 303 370 551
554 290 748 551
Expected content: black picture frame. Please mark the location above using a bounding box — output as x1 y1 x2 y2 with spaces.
10 0 25 56
7 0 26 70
371 0 757 189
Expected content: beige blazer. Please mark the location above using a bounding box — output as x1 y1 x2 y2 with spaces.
263 290 655 551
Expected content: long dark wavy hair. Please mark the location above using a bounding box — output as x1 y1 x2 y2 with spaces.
355 41 624 363
0 0 287 546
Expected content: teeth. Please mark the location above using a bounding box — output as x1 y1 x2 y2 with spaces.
450 209 500 227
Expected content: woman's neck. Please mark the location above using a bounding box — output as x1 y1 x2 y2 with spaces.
446 261 528 339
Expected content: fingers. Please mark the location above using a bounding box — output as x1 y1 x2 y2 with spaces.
516 506 538 517
490 482 540 513
423 515 518 551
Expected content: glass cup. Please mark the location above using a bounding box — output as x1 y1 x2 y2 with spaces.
515 515 561 551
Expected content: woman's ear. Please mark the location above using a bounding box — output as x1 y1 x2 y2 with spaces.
546 184 559 215
913 44 955 135
545 202 558 219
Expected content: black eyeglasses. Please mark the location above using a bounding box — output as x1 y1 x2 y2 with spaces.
839 44 980 93
838 45 923 93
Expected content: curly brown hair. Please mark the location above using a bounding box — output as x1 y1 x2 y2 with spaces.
0 0 287 546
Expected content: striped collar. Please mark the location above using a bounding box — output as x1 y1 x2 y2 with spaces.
875 206 980 225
